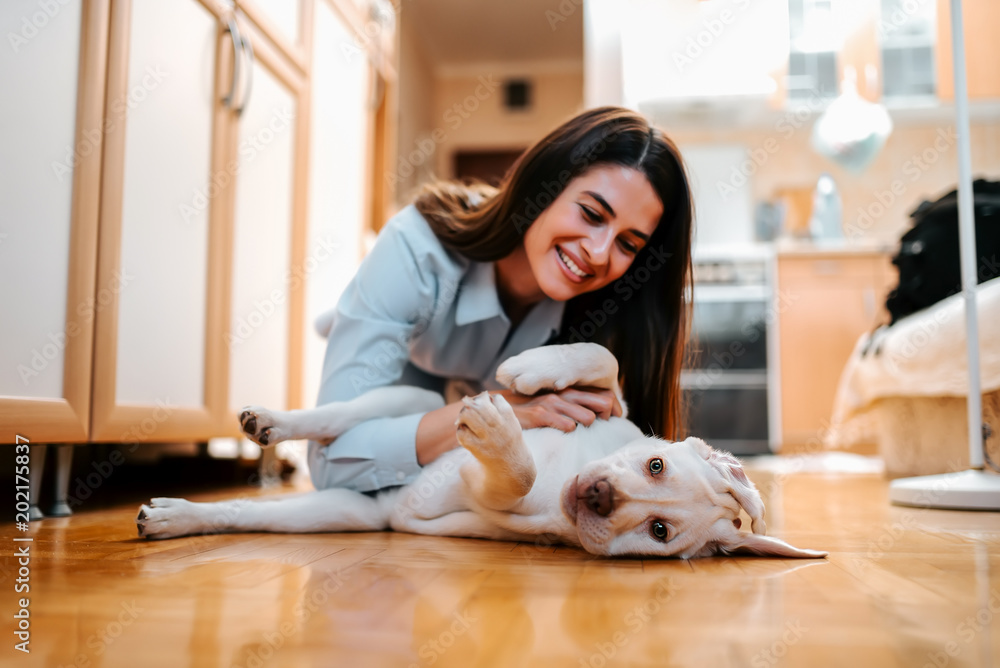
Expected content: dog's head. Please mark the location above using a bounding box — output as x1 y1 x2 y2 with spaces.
560 436 826 559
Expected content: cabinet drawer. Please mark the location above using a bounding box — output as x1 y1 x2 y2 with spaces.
778 255 888 287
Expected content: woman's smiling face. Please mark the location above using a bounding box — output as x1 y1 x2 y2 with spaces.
522 164 663 302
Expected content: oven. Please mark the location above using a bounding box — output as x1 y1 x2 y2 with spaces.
682 253 775 455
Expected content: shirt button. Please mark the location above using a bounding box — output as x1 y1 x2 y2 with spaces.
396 471 406 481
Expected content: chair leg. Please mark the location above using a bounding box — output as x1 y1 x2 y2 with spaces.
47 444 74 517
28 445 46 521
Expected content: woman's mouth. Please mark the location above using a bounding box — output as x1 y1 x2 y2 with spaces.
556 247 592 282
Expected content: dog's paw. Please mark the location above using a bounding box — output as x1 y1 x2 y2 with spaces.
136 497 211 540
456 392 521 458
239 406 285 447
496 349 573 395
497 343 618 395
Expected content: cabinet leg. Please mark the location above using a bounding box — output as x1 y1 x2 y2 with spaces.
29 445 47 521
48 444 74 517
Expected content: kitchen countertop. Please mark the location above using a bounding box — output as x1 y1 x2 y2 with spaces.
774 236 896 257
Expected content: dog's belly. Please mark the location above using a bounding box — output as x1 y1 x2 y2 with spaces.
521 417 644 483
391 417 644 541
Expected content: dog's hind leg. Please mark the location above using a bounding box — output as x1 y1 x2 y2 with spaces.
455 392 536 512
495 343 625 414
239 386 445 447
136 488 396 540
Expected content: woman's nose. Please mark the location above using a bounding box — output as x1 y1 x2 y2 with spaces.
581 228 614 265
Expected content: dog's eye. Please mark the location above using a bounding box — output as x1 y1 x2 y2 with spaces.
648 458 664 475
650 521 669 541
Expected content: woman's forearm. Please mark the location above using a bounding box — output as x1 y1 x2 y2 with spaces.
413 387 619 467
415 401 465 466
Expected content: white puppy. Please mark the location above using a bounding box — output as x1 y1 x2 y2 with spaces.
136 344 826 559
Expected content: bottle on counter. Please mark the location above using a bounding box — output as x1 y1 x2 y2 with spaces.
808 172 843 241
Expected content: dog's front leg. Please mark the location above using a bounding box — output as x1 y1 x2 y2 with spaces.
455 392 536 512
495 343 624 414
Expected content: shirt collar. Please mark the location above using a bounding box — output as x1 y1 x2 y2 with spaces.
455 261 505 326
454 262 566 341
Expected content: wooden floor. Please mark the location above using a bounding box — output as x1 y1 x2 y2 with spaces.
5 464 1000 668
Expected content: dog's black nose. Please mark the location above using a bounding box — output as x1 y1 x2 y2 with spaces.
584 479 614 517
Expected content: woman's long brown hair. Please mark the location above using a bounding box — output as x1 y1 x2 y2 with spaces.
414 107 694 440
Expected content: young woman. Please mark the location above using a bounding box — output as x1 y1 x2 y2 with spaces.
309 106 694 493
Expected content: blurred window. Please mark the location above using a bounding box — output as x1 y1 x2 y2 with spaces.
787 0 840 101
879 0 936 99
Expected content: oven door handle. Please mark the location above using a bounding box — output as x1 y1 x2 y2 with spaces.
680 371 768 390
692 285 771 303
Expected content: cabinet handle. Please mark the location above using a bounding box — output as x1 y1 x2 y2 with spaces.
235 23 254 116
222 17 242 110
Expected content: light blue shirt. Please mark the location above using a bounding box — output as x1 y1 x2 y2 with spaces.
309 205 565 492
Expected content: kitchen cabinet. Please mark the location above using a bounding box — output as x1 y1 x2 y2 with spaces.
834 0 883 101
620 0 789 110
224 12 307 424
603 0 999 124
89 0 386 441
775 248 896 450
0 0 110 518
1 0 395 510
826 0 1000 102
300 0 380 408
90 0 231 442
0 0 108 444
237 0 308 71
935 0 1000 100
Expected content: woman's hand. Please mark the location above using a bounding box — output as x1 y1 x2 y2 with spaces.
493 386 623 432
416 385 624 466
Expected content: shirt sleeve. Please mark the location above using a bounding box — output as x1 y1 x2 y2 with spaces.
310 212 453 492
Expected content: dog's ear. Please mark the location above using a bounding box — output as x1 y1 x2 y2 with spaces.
710 521 828 558
689 437 766 535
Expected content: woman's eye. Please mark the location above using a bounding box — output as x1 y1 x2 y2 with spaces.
618 238 639 254
651 521 669 541
649 458 664 475
578 204 601 223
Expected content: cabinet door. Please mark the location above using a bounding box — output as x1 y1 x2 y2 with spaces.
621 0 788 106
236 0 309 71
90 0 232 442
225 23 305 422
300 0 373 407
936 0 1000 100
776 254 894 449
0 0 108 442
835 0 882 101
825 0 999 103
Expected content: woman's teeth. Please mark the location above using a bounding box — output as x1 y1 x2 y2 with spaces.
558 248 589 278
